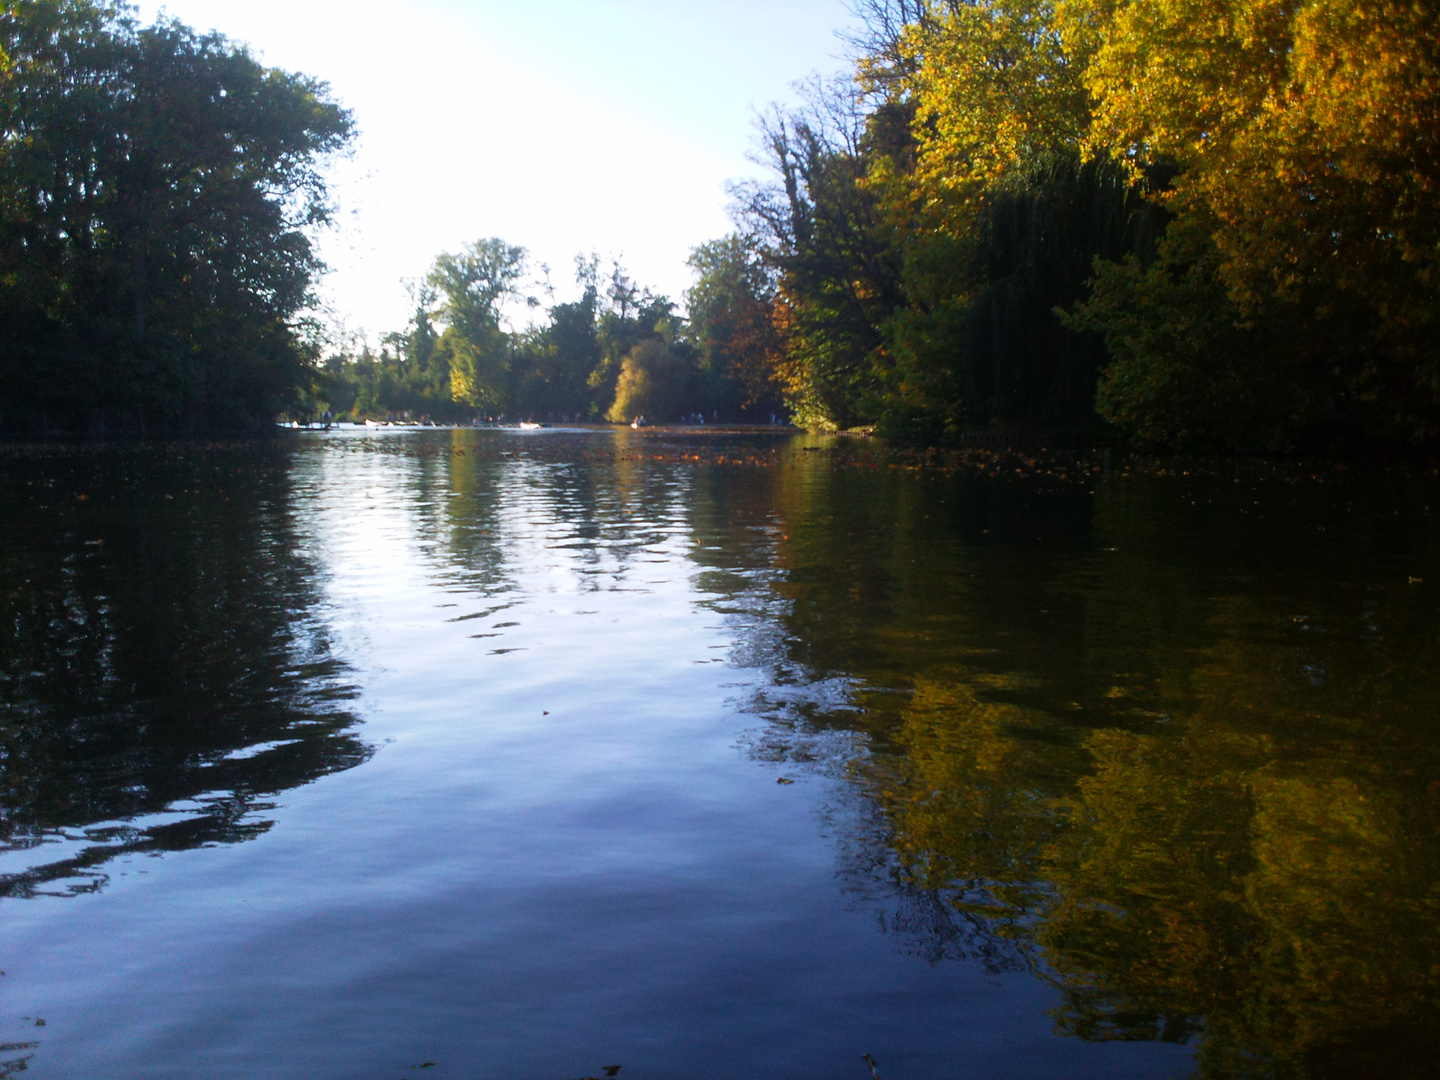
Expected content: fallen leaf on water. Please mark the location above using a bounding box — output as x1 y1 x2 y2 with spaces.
776 777 795 785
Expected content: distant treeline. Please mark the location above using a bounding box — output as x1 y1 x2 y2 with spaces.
5 0 1437 448
316 244 785 426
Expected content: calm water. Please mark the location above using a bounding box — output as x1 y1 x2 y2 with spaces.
2 429 1438 1079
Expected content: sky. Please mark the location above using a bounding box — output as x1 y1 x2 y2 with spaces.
135 0 863 341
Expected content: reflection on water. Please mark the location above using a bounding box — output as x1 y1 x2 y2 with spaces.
0 443 368 897
2 430 1438 1079
737 452 1440 1078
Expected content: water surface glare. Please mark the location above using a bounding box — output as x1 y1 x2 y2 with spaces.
2 428 1438 1079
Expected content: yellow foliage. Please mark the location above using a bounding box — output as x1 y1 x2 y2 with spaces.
449 364 475 408
604 353 655 424
1071 0 1440 324
876 0 1094 237
604 339 694 423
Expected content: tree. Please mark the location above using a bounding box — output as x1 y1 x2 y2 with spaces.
686 235 785 419
603 337 699 423
403 279 440 375
729 5 1158 439
587 261 680 418
1067 0 1440 448
731 86 903 430
0 0 353 432
427 238 526 410
511 254 602 418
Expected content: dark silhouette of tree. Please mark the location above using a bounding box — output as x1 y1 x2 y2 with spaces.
0 1 353 434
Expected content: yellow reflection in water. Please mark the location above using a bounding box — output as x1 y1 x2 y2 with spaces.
760 460 1440 1078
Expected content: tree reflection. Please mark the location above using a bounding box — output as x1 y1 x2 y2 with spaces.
411 430 704 597
723 456 1440 1079
0 443 369 897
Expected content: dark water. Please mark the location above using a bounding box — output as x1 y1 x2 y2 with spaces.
2 429 1437 1079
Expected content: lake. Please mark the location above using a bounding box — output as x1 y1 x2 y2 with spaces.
2 428 1437 1079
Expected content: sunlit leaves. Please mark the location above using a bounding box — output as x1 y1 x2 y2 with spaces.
426 239 526 409
1071 0 1440 445
899 0 1092 201
741 0 1440 446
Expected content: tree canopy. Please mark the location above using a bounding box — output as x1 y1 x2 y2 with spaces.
9 0 1434 448
1074 0 1440 448
0 0 353 434
705 0 1440 450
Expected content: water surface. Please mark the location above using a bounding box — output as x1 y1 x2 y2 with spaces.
2 429 1437 1079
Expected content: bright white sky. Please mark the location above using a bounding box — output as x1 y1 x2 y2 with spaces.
137 0 862 341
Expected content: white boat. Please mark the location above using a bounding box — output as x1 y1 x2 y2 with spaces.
364 418 381 427
518 421 544 430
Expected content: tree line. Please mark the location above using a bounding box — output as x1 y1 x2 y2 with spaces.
314 244 785 426
709 0 1440 451
4 0 1435 448
237 0 1440 448
0 2 783 433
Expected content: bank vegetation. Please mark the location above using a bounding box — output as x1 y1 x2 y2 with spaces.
4 0 1436 450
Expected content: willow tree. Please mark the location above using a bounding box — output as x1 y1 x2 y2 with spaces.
603 338 701 424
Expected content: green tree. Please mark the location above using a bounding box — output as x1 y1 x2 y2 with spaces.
511 254 602 418
686 234 785 419
427 238 526 410
0 0 353 432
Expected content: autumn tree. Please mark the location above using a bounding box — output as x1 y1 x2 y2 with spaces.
1069 0 1440 448
603 337 701 424
686 235 785 419
730 87 903 430
730 4 1160 438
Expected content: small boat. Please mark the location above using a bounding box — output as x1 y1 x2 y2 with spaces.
364 418 381 427
518 421 544 430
